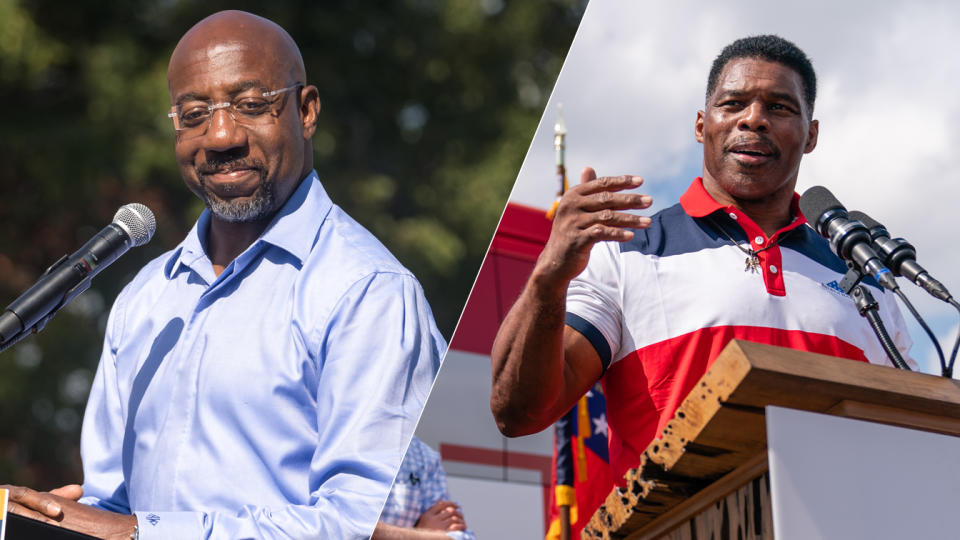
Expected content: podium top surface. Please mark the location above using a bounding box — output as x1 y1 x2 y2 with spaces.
5 513 100 539
583 340 960 539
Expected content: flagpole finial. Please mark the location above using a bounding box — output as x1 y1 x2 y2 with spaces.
547 103 569 220
554 103 567 136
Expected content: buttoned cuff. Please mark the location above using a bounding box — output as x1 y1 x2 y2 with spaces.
134 511 204 539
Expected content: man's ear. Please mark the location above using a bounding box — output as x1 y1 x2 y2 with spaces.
804 118 819 154
299 85 320 139
695 110 706 143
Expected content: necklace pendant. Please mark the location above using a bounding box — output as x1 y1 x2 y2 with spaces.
745 254 760 273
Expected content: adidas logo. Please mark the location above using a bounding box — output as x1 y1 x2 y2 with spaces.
821 280 850 298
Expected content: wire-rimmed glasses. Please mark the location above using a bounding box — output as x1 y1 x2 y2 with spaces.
168 84 301 140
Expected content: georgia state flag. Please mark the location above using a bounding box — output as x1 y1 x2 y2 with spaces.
545 384 611 540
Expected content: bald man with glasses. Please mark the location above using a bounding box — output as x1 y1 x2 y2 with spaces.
2 10 444 540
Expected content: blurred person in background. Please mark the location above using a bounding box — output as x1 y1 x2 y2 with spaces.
375 436 476 540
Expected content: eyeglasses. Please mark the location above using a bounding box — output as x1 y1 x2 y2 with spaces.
168 84 301 139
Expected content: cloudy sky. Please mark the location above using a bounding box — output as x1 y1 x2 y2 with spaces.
510 0 960 375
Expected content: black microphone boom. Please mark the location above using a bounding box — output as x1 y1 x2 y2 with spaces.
848 210 952 302
0 203 156 345
798 186 898 292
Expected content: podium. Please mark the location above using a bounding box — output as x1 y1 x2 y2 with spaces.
5 513 99 539
582 340 960 539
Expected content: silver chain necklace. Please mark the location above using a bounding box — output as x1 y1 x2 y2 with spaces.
709 216 789 274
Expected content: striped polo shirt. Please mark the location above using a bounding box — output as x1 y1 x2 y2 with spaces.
566 178 912 481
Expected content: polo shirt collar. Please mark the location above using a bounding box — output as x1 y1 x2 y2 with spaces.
678 177 807 232
679 177 808 297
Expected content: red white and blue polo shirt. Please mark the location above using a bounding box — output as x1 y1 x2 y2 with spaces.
565 178 912 481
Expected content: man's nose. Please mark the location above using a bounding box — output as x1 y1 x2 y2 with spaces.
738 101 769 132
202 108 248 151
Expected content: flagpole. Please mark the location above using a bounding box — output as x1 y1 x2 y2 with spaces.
559 505 571 540
547 104 568 220
547 103 573 540
553 104 571 540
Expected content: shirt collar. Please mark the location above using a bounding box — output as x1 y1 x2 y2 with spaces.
164 170 333 279
678 177 807 229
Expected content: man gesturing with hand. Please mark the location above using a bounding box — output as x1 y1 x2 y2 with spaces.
490 168 652 438
490 35 911 485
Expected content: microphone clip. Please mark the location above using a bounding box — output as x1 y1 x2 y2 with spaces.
838 264 865 295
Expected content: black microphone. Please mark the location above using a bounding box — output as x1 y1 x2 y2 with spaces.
848 210 952 302
0 203 156 344
798 186 899 291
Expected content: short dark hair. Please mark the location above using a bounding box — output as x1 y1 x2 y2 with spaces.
706 35 817 117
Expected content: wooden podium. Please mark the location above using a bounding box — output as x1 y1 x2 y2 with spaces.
582 340 960 540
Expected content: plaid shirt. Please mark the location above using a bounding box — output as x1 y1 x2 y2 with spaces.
379 437 476 539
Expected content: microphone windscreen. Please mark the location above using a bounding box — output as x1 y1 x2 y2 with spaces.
799 186 845 226
848 210 881 230
113 203 157 246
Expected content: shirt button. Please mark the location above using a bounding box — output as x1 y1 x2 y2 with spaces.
770 265 779 274
729 212 738 220
754 236 765 245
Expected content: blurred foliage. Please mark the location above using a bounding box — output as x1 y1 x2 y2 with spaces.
0 0 584 488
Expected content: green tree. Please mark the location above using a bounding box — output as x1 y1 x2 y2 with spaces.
0 0 584 487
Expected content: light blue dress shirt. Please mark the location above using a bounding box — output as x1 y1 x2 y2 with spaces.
79 171 445 539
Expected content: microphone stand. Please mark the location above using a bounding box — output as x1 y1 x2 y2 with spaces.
851 285 910 370
839 266 911 370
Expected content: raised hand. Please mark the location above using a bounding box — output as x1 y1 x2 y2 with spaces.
534 167 652 289
491 166 654 437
